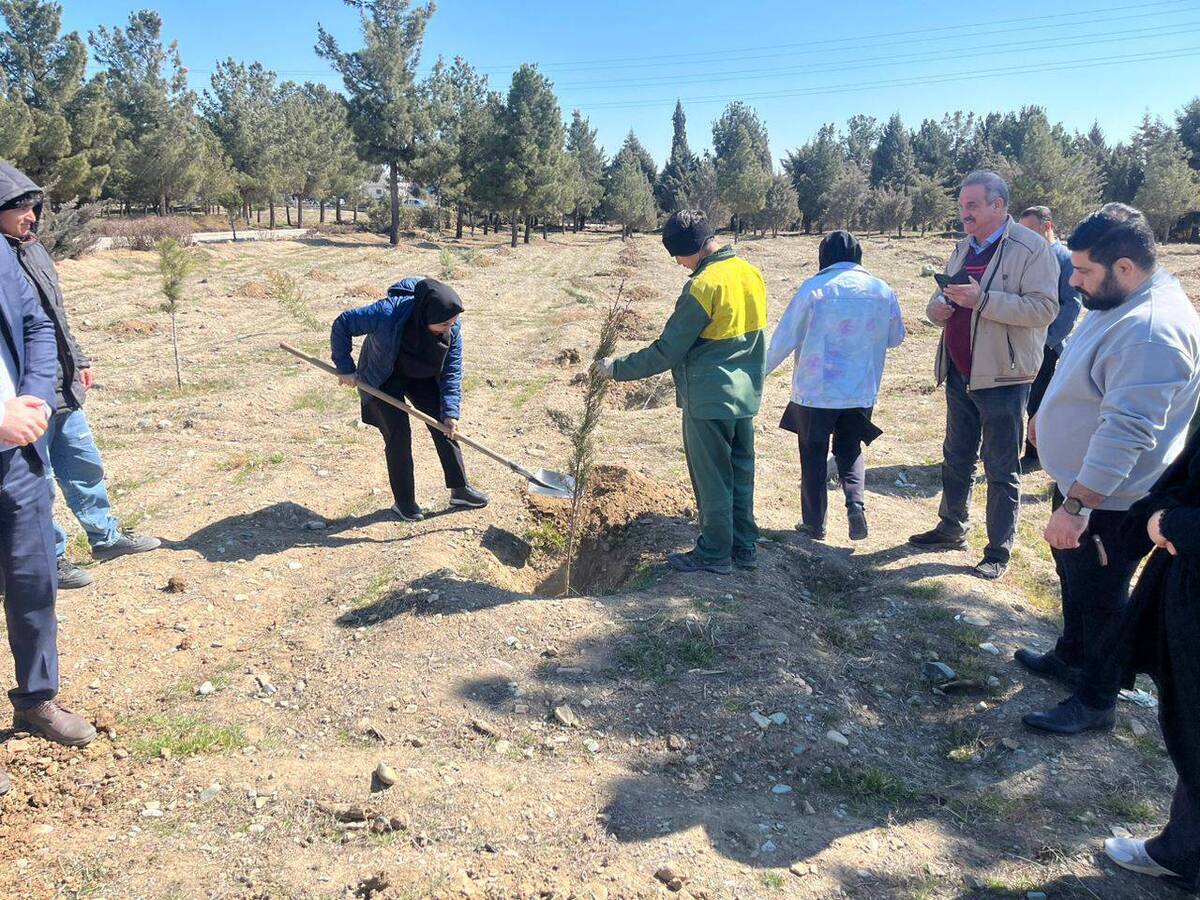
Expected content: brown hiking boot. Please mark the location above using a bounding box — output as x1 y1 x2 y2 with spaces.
13 700 97 747
0 768 10 795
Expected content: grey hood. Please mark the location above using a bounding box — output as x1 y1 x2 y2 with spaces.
0 161 43 224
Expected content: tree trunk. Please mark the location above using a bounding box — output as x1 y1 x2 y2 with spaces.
732 214 739 243
269 200 276 229
353 202 358 223
455 201 464 239
482 216 489 236
897 224 903 238
319 200 326 223
510 215 518 248
542 219 548 240
523 216 531 244
171 311 183 388
335 197 342 224
230 216 238 241
389 162 401 246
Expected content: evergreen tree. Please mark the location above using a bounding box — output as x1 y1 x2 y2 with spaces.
1175 97 1200 170
713 101 772 170
782 123 842 232
566 109 605 231
604 153 656 238
316 0 434 246
655 100 697 215
871 187 912 237
824 165 869 229
1008 117 1100 231
1102 142 1143 203
1135 137 1200 240
758 174 799 237
842 115 879 169
1 0 113 200
870 112 916 190
608 130 656 187
912 117 954 180
908 174 955 235
684 153 728 226
201 59 282 221
716 123 770 240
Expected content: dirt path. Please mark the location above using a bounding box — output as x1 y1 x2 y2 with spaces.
0 230 1193 899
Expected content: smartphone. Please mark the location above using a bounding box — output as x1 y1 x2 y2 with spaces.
933 271 971 289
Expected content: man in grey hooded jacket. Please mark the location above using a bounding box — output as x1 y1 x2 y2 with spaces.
0 163 159 588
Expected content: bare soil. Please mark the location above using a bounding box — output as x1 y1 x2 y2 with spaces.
1 228 1198 899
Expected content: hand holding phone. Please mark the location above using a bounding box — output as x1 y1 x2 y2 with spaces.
933 271 971 289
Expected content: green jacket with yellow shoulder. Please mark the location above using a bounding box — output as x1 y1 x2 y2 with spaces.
612 246 767 420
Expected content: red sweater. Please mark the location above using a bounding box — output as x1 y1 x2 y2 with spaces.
944 238 1001 377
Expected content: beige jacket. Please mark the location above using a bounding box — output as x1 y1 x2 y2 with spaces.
927 217 1060 390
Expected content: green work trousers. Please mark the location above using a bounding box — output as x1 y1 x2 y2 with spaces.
681 415 758 563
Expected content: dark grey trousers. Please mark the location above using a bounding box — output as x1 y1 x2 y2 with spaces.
793 405 870 532
937 366 1029 564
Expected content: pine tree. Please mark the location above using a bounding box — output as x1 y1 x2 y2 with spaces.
782 123 842 232
566 110 605 231
716 124 770 240
713 101 772 170
870 113 916 190
684 154 728 226
758 174 799 237
824 166 869 230
842 115 880 169
316 0 434 246
655 100 697 215
1176 97 1200 171
871 187 912 237
1 0 114 200
1008 117 1101 231
1135 137 1200 241
604 154 656 238
912 118 954 180
908 174 955 235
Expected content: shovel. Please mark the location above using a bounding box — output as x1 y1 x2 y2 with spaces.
280 343 576 500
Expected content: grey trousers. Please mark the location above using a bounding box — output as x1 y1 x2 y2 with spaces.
937 366 1029 564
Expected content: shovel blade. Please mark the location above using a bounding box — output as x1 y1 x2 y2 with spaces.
528 468 576 500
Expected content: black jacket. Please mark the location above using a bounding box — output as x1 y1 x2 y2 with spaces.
0 163 90 410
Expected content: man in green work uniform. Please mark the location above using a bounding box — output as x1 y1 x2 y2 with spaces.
595 210 767 574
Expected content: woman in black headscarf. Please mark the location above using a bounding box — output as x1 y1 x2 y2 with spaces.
331 277 488 521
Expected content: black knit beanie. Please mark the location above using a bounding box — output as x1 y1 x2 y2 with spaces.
662 211 715 257
818 230 862 270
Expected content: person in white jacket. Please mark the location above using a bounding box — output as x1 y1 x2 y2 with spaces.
766 231 905 540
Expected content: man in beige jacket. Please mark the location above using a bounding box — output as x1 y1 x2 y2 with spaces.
909 171 1060 579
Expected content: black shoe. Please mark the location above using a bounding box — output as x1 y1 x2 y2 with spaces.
91 531 161 562
732 548 758 570
1022 695 1115 735
450 485 489 508
667 551 733 575
908 527 967 550
1014 647 1083 689
1020 452 1042 474
57 557 94 589
847 506 868 541
795 522 826 540
391 502 425 522
973 558 1008 580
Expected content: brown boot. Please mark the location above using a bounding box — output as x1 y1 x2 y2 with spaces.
13 701 97 747
0 768 10 795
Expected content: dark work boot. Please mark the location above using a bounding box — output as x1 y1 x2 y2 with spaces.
908 527 967 550
667 551 733 575
1022 696 1115 735
449 485 489 509
847 504 868 541
13 700 98 747
392 502 425 522
1014 647 1083 689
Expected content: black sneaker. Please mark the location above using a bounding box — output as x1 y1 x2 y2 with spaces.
795 522 826 540
391 502 425 522
667 551 733 575
847 505 868 541
732 548 758 570
1014 647 1083 689
91 531 161 562
973 558 1008 580
1020 452 1042 474
908 527 967 550
57 557 94 590
449 485 489 508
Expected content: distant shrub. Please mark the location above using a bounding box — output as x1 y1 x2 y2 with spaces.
104 217 195 251
38 201 101 260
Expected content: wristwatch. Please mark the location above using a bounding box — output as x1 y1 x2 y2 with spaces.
1062 497 1091 517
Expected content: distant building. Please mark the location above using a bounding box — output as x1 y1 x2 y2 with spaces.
362 175 414 201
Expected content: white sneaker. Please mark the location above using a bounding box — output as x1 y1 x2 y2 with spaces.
1104 837 1180 878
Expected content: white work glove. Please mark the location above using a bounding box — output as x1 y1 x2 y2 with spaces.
592 357 615 378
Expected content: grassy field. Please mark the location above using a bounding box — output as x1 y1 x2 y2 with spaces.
0 227 1196 898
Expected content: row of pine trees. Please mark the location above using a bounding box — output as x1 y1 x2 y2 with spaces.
2 0 1199 248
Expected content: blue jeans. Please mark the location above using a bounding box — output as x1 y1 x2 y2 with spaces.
45 409 120 558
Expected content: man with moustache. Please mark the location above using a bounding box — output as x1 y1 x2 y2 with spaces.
1016 204 1200 714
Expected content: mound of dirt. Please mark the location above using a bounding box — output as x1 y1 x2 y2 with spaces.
526 465 693 595
106 318 158 337
305 268 337 282
624 284 659 303
554 348 581 366
344 282 381 299
614 307 657 340
236 281 271 299
614 376 674 410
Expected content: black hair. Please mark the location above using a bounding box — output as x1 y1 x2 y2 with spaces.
1068 202 1157 270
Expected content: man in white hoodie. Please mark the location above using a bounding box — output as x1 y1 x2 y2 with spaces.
766 231 905 540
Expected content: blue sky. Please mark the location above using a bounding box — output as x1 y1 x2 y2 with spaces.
65 0 1200 166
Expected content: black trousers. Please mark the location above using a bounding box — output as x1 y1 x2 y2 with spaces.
1148 778 1200 887
366 375 467 506
1025 346 1059 456
793 405 870 531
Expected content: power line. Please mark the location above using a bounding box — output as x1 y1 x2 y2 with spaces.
568 44 1200 111
553 17 1200 92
